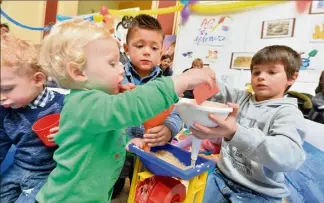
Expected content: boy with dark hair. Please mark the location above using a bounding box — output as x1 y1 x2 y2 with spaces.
160 54 173 76
0 23 9 34
191 45 306 203
114 14 182 197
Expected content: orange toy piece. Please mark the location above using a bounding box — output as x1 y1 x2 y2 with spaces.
143 105 175 152
193 81 220 105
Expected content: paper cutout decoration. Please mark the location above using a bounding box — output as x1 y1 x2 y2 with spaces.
300 49 318 70
182 51 193 58
193 81 220 105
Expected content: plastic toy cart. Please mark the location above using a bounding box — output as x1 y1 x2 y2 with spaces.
127 144 216 203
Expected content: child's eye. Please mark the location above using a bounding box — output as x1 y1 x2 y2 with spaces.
110 62 116 67
152 47 159 51
252 71 260 76
1 87 13 93
269 71 276 75
136 45 143 48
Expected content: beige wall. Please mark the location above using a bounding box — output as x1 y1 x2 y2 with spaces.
1 1 45 44
77 1 119 15
57 1 79 16
0 0 155 44
118 1 152 10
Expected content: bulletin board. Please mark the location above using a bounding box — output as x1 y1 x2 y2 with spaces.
172 1 324 94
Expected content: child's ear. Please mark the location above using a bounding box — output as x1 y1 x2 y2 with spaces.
66 62 87 82
287 72 298 86
32 72 46 86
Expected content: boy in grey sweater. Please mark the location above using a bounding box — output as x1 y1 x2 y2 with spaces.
190 45 306 203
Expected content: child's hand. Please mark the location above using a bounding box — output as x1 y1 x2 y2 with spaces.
119 83 136 93
144 125 172 147
174 68 214 93
47 126 59 144
190 103 239 141
126 138 145 151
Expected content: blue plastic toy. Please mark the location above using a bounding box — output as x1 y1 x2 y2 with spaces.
129 143 216 180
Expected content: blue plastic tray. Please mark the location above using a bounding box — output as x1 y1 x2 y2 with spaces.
129 143 216 180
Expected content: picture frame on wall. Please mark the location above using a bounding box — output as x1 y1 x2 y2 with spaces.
261 18 295 39
230 52 254 70
309 1 324 14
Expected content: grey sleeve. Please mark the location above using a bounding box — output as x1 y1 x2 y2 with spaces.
228 106 306 172
211 78 246 104
164 107 182 139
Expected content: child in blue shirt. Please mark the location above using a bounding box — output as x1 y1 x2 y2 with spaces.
0 34 64 203
114 14 182 197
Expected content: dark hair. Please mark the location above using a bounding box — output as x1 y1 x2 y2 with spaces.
315 71 324 94
0 23 9 30
161 54 171 61
126 14 164 44
251 45 301 80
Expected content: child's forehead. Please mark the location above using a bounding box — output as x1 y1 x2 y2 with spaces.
129 27 163 45
1 65 32 81
86 37 119 51
252 63 284 70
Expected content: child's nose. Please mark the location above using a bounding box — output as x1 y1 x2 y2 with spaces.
143 47 151 56
0 94 7 102
257 72 266 80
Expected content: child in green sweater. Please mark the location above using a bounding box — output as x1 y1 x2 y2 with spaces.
35 19 213 203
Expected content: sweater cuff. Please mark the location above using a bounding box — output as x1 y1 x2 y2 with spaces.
228 124 256 153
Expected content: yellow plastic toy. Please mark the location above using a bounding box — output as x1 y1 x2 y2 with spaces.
127 156 209 203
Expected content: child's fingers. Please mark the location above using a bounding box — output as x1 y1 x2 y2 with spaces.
49 126 59 133
47 133 54 139
144 136 165 145
147 125 164 134
128 83 136 90
208 113 226 127
227 103 239 118
126 138 145 151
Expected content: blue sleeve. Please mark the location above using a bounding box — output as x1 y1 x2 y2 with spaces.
164 107 182 139
0 108 12 165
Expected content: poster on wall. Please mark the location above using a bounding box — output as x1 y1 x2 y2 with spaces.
230 52 254 70
194 16 233 47
309 16 324 43
205 49 219 63
261 18 295 39
309 1 324 14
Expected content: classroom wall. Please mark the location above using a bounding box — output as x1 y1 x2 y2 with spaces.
118 1 152 10
1 1 79 44
77 1 119 15
1 1 46 44
173 1 323 95
58 1 79 17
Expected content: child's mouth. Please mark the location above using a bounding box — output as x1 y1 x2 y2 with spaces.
140 60 151 65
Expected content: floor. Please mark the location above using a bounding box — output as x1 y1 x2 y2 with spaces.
111 178 130 203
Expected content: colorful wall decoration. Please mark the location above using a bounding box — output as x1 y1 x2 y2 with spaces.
194 16 232 47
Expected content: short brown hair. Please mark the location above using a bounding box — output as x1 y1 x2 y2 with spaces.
126 14 164 44
1 34 42 75
192 58 204 68
161 54 171 61
250 45 301 80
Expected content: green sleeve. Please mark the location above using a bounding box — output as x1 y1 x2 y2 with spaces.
66 77 178 134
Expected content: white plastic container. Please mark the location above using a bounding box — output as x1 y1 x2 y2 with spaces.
176 98 233 166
